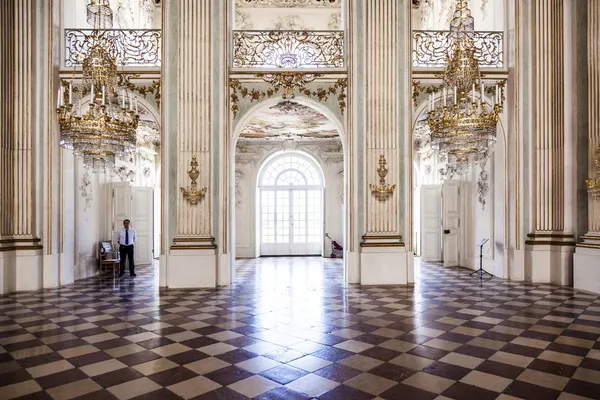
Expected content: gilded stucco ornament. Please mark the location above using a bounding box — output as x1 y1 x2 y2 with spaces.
181 155 207 205
587 146 600 198
230 74 347 118
370 155 396 202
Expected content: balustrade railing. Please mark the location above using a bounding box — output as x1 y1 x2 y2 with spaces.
65 29 162 67
412 30 503 68
232 30 344 69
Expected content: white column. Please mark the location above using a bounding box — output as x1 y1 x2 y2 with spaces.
355 0 410 284
0 0 44 293
574 0 600 294
163 0 217 288
524 0 575 286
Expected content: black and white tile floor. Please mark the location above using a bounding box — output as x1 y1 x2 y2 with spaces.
1 257 599 399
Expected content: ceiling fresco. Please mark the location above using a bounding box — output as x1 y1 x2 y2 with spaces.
239 101 339 140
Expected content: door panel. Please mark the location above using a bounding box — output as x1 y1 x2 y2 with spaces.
443 180 461 267
131 187 153 265
260 189 322 256
420 185 442 262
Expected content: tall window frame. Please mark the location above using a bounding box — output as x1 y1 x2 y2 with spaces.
258 152 324 256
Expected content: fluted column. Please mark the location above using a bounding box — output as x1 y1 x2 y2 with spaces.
162 0 217 288
573 0 600 294
361 0 403 245
531 0 565 234
0 0 41 251
174 0 213 243
355 0 410 284
524 0 575 285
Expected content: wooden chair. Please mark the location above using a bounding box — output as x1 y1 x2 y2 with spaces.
99 241 120 276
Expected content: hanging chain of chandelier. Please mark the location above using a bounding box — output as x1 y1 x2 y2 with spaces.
426 0 504 168
56 0 139 171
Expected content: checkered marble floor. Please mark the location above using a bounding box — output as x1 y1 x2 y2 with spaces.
1 257 600 400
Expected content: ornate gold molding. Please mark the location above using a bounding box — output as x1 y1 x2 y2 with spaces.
170 236 216 250
230 73 348 118
525 233 575 246
576 243 600 249
0 237 43 252
118 74 161 108
180 155 207 205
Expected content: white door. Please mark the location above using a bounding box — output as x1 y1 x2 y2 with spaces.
442 180 461 267
131 187 154 265
260 188 322 256
258 153 324 257
420 184 442 262
112 182 131 246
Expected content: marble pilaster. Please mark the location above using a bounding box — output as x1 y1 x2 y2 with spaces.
574 0 600 294
524 0 575 285
162 0 217 288
0 0 45 293
353 0 411 284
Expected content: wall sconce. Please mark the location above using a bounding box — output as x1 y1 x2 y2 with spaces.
587 146 600 198
180 155 207 205
370 155 396 201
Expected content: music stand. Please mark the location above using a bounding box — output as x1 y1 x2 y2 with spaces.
471 238 493 279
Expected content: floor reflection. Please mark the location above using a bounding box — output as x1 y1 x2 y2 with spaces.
0 257 599 400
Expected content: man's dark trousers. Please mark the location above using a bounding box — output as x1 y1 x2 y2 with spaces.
119 245 134 275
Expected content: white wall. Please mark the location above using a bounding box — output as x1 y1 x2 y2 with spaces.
412 0 504 31
235 142 344 258
63 0 160 29
234 7 342 30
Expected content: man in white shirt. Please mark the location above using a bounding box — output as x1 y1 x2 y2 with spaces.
116 219 137 277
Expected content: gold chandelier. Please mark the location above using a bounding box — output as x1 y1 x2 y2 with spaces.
426 0 504 166
57 0 139 171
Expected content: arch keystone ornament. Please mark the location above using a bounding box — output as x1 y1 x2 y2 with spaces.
180 155 207 205
370 155 396 201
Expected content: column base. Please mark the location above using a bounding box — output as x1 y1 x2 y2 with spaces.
0 249 43 294
524 245 574 285
167 248 217 288
347 251 360 284
167 237 218 288
574 235 600 294
360 247 407 285
217 253 231 286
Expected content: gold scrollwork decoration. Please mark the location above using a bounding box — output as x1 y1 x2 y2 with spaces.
412 80 444 109
230 79 277 118
370 155 396 201
180 155 207 205
118 74 161 108
230 73 348 118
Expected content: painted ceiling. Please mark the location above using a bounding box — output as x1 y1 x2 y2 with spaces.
238 101 339 140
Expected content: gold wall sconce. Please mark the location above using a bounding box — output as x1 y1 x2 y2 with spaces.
181 155 207 205
587 146 600 197
370 155 396 201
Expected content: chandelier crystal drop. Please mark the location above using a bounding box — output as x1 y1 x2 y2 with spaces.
426 0 504 162
56 0 139 171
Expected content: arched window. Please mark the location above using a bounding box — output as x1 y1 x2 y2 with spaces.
258 153 323 256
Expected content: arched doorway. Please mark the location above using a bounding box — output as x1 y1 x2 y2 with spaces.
257 151 324 256
227 96 349 284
